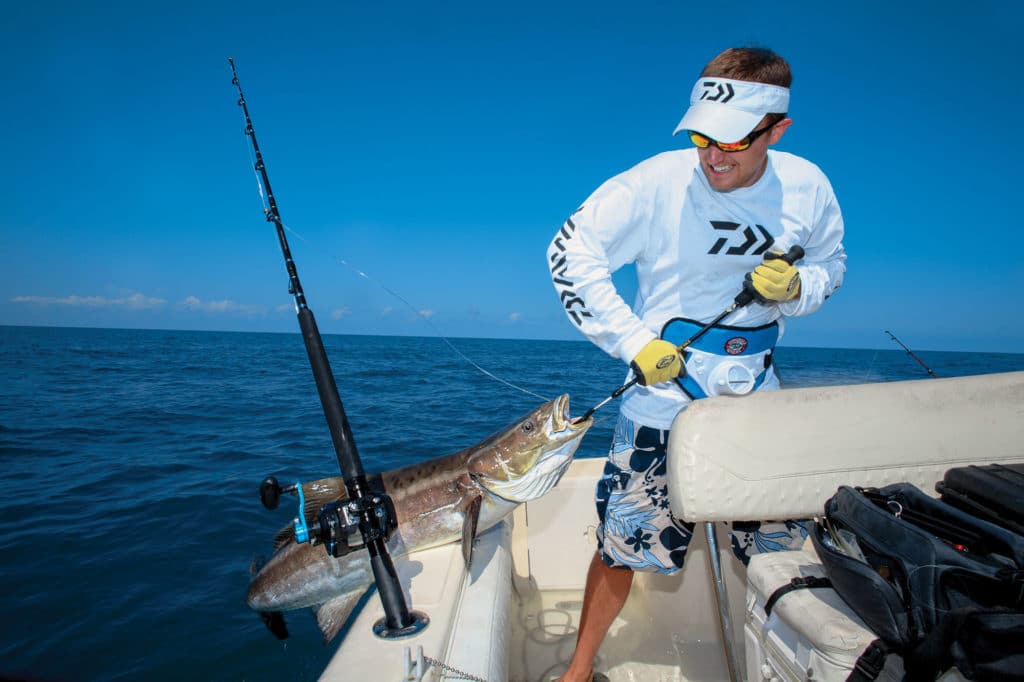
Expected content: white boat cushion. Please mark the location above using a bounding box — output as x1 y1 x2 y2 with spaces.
667 372 1024 521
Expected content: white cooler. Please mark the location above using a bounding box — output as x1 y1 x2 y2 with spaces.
744 543 903 682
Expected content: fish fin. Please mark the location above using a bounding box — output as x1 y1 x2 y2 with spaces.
272 524 294 551
461 494 482 569
302 477 348 519
315 591 364 644
259 610 289 640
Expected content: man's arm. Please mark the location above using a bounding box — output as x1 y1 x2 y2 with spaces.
779 191 846 317
547 179 656 363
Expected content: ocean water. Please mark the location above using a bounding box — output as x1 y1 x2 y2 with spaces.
2 325 1023 681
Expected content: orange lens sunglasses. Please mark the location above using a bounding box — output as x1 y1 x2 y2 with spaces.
688 121 778 152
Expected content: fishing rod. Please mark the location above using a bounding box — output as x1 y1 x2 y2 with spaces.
885 330 939 378
228 58 425 637
577 246 804 422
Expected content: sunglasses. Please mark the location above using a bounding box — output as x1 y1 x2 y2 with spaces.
688 122 778 152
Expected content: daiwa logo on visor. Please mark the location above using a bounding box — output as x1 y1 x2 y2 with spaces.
688 78 789 112
673 77 789 141
698 80 736 103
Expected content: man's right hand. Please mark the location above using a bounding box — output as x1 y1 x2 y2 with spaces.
629 339 684 386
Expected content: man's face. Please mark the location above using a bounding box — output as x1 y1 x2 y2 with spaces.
697 116 791 191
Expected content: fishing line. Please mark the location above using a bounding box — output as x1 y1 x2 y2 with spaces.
275 222 551 403
288 228 619 431
231 116 550 401
243 217 638 427
229 83 598 412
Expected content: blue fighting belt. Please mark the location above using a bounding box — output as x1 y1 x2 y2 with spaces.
661 317 779 400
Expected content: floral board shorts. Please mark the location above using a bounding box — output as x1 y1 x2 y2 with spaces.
595 414 812 573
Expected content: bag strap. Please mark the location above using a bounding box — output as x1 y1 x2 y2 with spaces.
764 575 832 617
845 639 892 682
859 487 988 552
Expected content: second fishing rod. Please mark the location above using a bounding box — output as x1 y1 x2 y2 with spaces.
577 245 804 422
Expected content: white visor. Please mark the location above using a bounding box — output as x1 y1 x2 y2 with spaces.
673 77 790 142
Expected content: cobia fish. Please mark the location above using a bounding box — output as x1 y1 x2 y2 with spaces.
247 394 591 642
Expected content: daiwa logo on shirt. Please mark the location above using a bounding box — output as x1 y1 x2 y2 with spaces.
707 220 775 256
549 208 593 328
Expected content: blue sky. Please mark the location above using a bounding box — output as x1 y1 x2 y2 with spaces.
2 1 1022 353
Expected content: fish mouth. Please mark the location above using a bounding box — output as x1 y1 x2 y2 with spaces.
555 394 591 432
468 393 593 502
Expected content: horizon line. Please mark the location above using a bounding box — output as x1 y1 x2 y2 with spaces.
0 322 1010 356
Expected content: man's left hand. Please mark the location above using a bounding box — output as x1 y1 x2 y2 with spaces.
744 251 801 303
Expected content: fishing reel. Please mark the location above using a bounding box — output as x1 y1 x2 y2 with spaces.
260 475 398 558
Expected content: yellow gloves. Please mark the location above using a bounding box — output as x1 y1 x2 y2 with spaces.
745 251 801 303
630 339 684 386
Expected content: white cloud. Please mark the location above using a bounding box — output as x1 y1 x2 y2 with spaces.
177 296 264 315
331 307 352 320
10 293 166 309
418 309 434 319
508 312 522 322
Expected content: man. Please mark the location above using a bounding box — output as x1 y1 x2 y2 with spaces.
547 47 846 682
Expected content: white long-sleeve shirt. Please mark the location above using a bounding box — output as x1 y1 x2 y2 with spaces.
548 148 846 428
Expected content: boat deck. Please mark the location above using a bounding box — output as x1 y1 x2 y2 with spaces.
510 584 733 682
325 457 745 681
507 458 742 681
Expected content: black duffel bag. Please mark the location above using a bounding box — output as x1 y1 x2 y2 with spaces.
810 483 1024 681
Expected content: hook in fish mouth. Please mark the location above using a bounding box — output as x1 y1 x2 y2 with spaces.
466 393 592 498
555 394 591 431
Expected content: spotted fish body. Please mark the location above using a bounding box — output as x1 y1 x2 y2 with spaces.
246 394 591 641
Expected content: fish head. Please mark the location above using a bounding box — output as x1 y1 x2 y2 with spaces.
467 394 592 502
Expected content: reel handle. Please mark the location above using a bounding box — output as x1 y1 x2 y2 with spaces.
259 476 297 510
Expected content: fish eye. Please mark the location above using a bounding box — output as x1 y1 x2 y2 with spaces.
521 421 535 433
